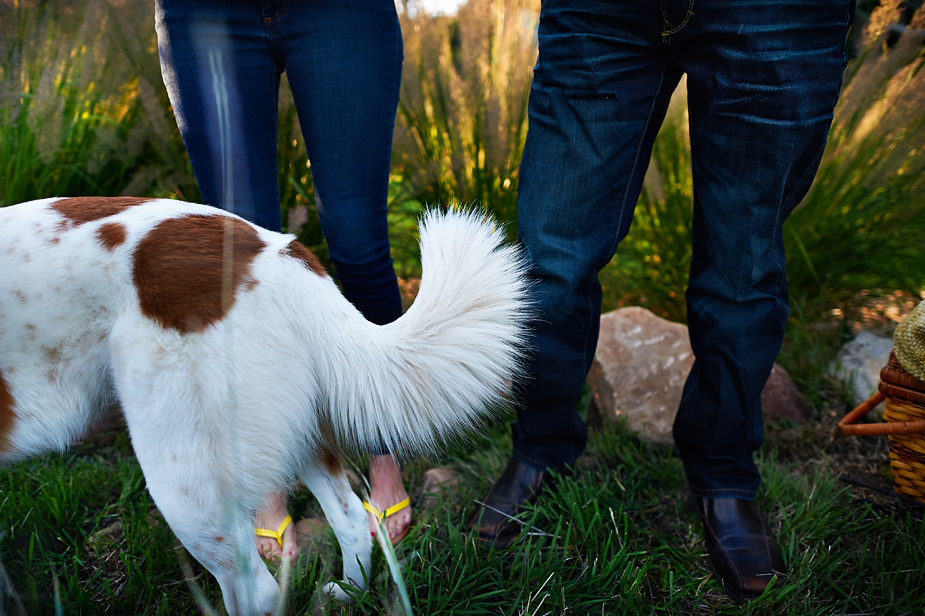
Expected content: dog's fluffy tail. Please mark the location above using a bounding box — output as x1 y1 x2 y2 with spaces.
322 208 530 457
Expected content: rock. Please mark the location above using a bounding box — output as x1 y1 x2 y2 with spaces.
419 466 460 509
588 307 812 445
830 331 893 410
588 307 694 445
294 517 329 551
761 363 811 424
86 519 124 551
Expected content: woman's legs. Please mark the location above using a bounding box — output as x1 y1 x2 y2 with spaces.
157 0 411 549
250 0 411 541
268 0 409 541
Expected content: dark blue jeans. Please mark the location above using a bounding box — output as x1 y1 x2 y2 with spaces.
155 0 404 325
513 0 853 498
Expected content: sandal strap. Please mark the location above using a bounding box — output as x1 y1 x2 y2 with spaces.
254 514 292 547
364 497 410 522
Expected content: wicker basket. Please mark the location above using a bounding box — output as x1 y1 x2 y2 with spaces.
839 352 925 504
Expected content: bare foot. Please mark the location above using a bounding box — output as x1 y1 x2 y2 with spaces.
255 491 298 564
367 455 412 544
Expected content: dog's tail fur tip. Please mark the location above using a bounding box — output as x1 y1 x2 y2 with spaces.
329 208 531 457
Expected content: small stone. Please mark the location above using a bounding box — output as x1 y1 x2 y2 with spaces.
419 466 460 509
761 363 811 424
87 519 124 551
588 307 695 445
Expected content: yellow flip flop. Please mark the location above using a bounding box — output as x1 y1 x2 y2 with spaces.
364 498 411 545
254 514 293 549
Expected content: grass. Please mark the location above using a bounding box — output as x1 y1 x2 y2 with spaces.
2 405 924 614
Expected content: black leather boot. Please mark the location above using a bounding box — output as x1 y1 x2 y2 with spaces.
687 494 787 603
470 457 554 549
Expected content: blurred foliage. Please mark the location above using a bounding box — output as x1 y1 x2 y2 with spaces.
0 0 196 204
783 6 925 319
392 0 539 240
0 0 922 320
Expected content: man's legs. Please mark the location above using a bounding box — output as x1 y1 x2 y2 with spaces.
667 0 852 601
472 0 682 547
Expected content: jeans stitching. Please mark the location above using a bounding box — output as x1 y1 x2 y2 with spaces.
377 10 404 213
264 1 288 23
662 0 695 37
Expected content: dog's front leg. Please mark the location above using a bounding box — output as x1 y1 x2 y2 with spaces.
300 457 372 602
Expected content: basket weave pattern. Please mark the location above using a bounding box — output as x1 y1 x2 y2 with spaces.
839 352 925 504
880 352 925 503
883 396 925 503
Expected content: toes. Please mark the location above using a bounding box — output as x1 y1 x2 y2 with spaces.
386 508 412 540
257 537 282 562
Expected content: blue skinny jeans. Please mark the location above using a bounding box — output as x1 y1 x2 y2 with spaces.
155 0 404 325
513 0 854 499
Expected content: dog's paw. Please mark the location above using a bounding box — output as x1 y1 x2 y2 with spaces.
322 581 355 603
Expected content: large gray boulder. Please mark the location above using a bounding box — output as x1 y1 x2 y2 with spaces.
587 307 811 445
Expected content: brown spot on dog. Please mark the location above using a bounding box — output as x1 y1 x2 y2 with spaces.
13 291 26 304
171 453 178 462
132 215 266 334
214 535 225 543
317 443 342 476
52 196 151 226
0 367 16 453
281 240 326 276
96 221 128 251
43 344 63 363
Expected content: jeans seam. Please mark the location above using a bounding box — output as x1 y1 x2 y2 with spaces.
609 61 669 260
379 10 404 212
582 61 669 380
265 59 281 220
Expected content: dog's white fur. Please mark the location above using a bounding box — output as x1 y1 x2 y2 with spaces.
0 198 529 615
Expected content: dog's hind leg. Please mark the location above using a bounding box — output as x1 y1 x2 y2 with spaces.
299 455 371 601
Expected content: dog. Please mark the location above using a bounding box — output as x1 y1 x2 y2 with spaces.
0 197 529 615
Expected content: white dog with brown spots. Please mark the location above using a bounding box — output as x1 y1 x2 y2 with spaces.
0 197 529 615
